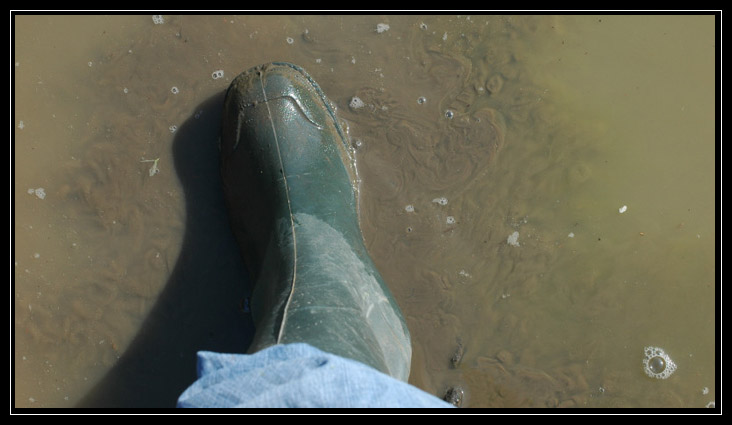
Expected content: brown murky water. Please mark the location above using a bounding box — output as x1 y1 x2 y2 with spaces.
13 14 716 408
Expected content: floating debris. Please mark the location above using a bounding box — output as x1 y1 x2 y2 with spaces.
141 158 160 176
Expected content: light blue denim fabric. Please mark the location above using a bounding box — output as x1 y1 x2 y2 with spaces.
177 343 452 408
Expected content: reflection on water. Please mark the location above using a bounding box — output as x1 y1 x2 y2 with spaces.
13 14 716 408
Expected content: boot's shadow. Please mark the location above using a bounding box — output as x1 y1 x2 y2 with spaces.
76 91 254 408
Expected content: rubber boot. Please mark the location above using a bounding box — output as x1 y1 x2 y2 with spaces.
220 62 412 381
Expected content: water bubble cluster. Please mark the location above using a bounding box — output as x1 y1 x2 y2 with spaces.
349 96 365 110
507 231 520 247
376 23 390 33
432 197 448 206
642 346 677 379
27 188 46 200
212 70 224 80
152 15 164 25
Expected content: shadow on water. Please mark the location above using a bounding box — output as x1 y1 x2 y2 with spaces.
77 91 255 408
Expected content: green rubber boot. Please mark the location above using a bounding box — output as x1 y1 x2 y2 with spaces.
220 62 412 381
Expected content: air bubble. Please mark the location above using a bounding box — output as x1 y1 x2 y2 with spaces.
432 197 448 206
417 96 427 104
171 86 179 95
419 22 428 30
446 216 456 225
444 109 454 119
152 15 164 25
286 37 294 44
28 188 45 199
349 96 365 109
642 346 677 379
123 87 129 94
212 70 224 80
169 125 177 133
507 231 520 247
405 204 414 213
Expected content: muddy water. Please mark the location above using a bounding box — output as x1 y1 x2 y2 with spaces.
13 15 716 408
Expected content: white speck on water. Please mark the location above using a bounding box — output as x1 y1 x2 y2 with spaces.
417 96 427 104
33 253 40 259
507 231 520 247
702 387 709 395
171 86 179 94
18 120 24 129
444 109 454 119
568 232 575 238
152 15 164 25
349 96 365 109
123 87 128 94
432 197 448 206
315 58 322 63
351 56 356 64
376 23 390 33
405 204 414 213
458 269 471 278
443 32 448 41
169 125 177 133
211 69 224 79
446 216 456 225
619 205 628 214
286 37 294 44
88 61 93 67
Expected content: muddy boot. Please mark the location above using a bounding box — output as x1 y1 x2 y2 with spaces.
220 62 412 381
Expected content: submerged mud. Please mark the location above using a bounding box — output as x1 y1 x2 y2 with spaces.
14 15 716 408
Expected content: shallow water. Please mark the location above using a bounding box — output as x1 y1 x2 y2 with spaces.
13 14 716 408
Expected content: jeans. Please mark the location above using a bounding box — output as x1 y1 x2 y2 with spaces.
177 343 452 408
